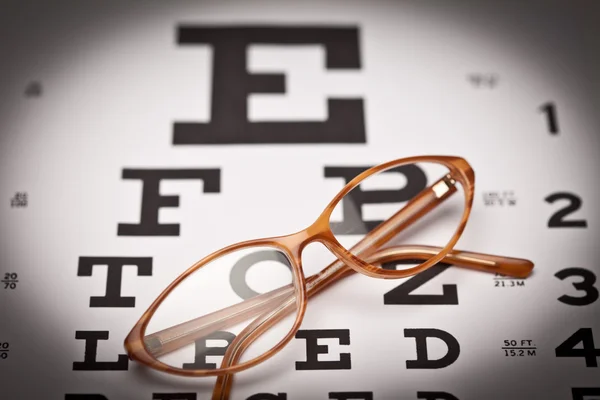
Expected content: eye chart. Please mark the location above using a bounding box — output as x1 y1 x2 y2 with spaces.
1 1 599 399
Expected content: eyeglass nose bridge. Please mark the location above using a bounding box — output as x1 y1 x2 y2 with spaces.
273 222 360 285
273 211 336 253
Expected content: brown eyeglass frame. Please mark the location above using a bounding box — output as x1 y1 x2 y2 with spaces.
124 155 534 398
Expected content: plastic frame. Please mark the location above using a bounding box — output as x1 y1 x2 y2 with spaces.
123 155 534 400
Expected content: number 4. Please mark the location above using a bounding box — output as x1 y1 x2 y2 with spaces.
555 328 600 367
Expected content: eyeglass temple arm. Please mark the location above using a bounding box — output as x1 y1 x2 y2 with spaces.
209 246 534 400
143 244 533 358
143 282 298 358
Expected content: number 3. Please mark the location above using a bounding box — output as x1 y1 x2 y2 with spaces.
555 268 598 306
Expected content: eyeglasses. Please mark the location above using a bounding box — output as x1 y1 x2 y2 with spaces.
124 155 534 400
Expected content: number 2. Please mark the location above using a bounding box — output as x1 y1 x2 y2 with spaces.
545 192 587 228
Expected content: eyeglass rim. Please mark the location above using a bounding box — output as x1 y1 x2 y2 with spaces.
317 155 474 279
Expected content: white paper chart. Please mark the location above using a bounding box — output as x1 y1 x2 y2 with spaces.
1 1 599 399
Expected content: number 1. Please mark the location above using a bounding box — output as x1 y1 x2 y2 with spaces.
540 102 559 134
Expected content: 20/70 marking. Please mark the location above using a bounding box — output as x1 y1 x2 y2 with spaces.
1 273 18 290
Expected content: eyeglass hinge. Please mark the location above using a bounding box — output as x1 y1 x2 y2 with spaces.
432 174 456 198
